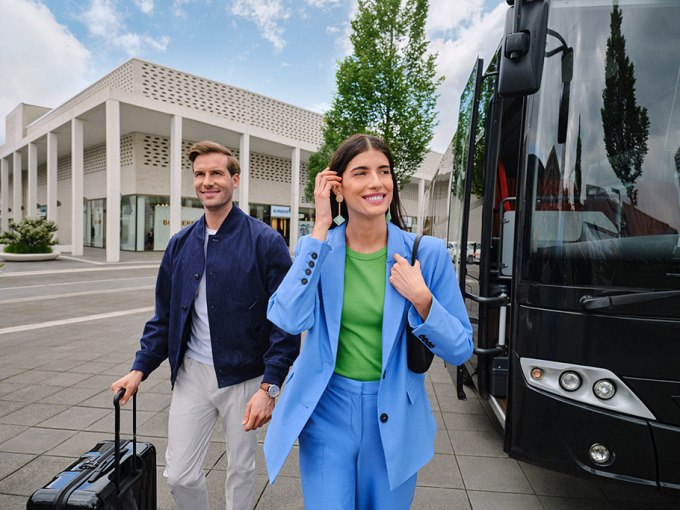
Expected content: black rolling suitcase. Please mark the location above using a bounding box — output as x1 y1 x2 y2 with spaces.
27 390 156 509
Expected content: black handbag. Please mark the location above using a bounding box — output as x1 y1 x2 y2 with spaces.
406 234 435 373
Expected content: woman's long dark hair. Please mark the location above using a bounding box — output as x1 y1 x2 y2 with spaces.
327 134 407 230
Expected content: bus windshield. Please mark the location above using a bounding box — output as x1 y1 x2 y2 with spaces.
524 0 680 289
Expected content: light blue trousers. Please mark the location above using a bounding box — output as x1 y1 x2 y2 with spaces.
298 373 417 510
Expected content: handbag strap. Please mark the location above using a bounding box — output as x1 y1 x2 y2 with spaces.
411 234 423 265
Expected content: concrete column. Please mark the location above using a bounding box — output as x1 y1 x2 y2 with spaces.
12 151 22 222
417 177 426 234
169 115 182 237
238 133 250 214
71 118 84 256
106 99 121 262
27 142 37 217
290 147 300 251
47 132 58 222
1 158 8 231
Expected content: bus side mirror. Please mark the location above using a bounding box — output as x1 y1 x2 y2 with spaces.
498 0 549 97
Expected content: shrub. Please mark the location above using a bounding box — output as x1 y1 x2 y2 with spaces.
0 217 58 254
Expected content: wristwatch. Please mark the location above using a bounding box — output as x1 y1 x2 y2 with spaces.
260 383 280 399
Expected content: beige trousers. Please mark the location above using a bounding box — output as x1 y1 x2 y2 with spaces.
164 356 260 510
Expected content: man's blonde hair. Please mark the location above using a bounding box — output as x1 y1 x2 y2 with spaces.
188 141 241 176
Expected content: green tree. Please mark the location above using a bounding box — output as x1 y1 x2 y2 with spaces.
600 3 649 206
0 217 58 254
305 0 442 200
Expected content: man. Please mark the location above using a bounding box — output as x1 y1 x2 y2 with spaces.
112 140 299 510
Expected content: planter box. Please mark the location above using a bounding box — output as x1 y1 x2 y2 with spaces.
0 251 61 262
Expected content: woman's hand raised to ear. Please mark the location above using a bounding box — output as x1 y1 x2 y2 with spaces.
311 168 342 241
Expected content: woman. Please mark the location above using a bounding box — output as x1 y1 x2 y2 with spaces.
264 134 473 509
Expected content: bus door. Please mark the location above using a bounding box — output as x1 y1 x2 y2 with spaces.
450 57 518 418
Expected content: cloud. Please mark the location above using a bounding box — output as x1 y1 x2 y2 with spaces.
305 0 341 7
81 0 169 56
0 0 91 144
230 0 290 52
132 0 154 15
428 2 506 152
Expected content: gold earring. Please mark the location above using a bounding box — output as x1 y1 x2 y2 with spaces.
333 194 345 226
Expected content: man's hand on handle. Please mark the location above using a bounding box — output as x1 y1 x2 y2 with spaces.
111 370 144 405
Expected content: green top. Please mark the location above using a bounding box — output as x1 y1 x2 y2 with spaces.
334 246 387 381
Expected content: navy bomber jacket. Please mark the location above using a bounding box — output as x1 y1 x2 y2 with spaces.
132 206 300 388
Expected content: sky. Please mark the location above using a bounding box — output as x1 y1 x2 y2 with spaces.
0 0 507 153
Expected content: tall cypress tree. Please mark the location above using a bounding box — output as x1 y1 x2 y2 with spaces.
600 3 649 205
305 0 442 200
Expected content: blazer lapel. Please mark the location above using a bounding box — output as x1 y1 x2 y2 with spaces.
382 223 410 368
320 225 347 360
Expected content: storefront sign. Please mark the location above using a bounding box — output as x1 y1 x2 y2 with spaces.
271 205 291 218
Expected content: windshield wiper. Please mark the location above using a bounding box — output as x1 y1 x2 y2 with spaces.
580 290 680 310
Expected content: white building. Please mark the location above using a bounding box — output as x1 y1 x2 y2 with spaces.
0 59 440 262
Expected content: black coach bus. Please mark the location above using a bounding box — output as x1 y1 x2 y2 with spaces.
425 0 680 491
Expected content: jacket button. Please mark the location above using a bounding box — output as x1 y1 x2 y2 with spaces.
304 268 311 275
301 278 308 285
193 273 200 280
380 413 388 423
308 261 315 268
311 252 318 259
419 334 426 340
181 305 188 311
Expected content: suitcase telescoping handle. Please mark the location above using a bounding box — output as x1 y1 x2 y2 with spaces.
113 388 137 493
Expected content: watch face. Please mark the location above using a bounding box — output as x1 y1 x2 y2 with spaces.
268 384 281 398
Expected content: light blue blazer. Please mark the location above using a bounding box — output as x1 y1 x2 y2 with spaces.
264 222 473 490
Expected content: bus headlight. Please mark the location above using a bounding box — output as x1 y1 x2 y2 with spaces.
589 443 612 465
593 379 616 400
559 371 582 392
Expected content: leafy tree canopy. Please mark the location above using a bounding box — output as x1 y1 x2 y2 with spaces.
305 0 443 201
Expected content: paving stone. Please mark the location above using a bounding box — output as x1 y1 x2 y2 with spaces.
539 495 615 509
0 400 28 419
519 461 606 499
0 492 27 508
0 384 61 403
468 490 543 509
65 360 119 375
155 470 174 510
37 406 111 430
449 430 506 457
457 456 533 494
254 475 303 510
0 427 75 455
85 409 157 435
434 384 486 414
0 366 24 382
36 358 87 372
40 371 93 387
37 386 100 406
77 373 121 390
47 430 115 458
2 370 56 385
0 382 23 399
0 403 69 426
442 411 496 433
434 425 454 454
0 455 72 496
0 452 36 480
412 487 471 509
418 453 465 489
136 411 169 438
0 424 27 444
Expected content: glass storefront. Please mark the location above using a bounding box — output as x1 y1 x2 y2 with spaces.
83 198 317 251
84 198 106 248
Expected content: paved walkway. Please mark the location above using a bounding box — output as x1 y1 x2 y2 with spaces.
0 252 677 509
